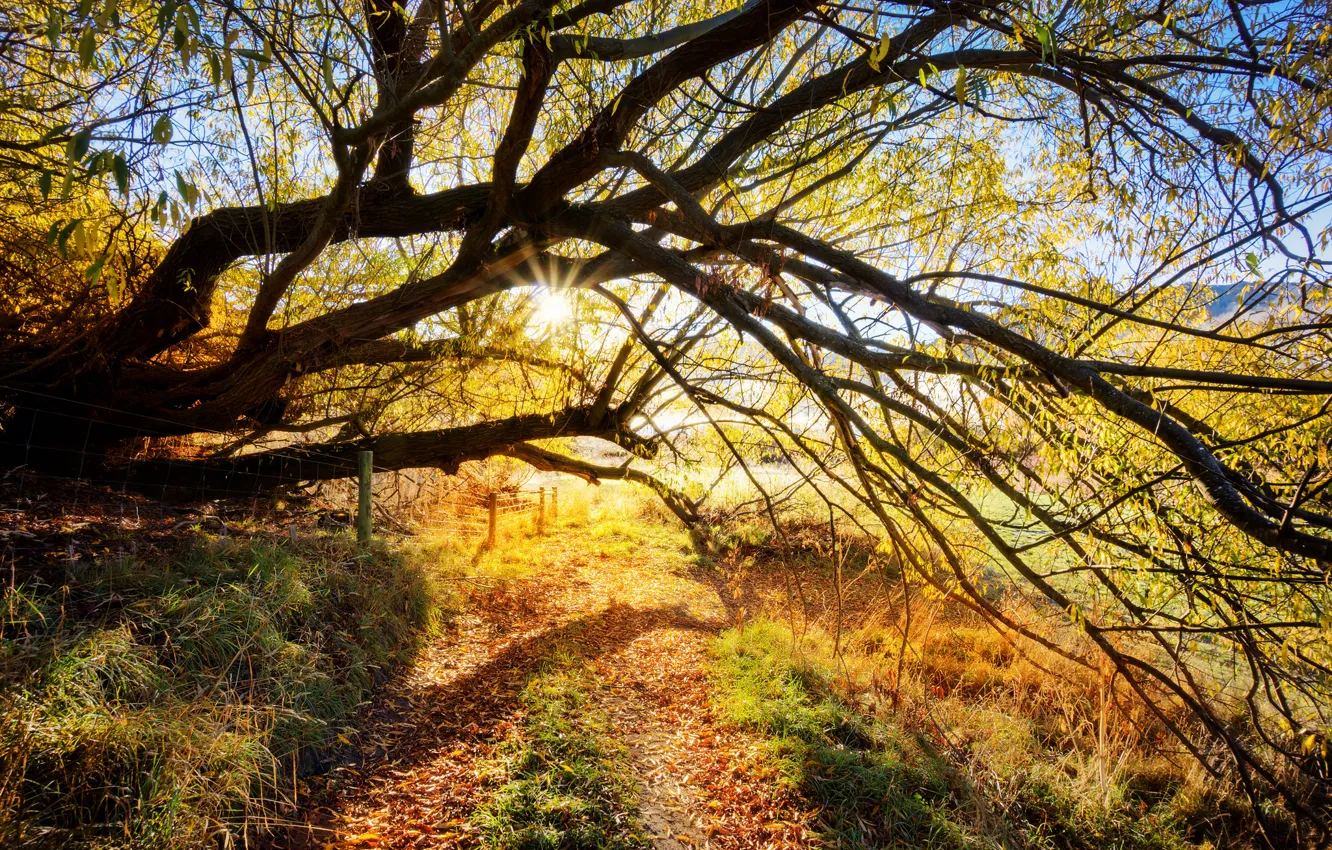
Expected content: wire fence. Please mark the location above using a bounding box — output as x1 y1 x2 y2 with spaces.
422 486 559 547
0 387 559 577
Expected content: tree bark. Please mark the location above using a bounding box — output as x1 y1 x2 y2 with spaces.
107 405 647 500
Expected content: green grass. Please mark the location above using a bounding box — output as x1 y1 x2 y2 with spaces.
0 533 457 849
473 644 648 850
713 618 1217 850
714 620 967 849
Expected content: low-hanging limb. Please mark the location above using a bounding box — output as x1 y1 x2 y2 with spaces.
110 405 650 500
500 442 698 525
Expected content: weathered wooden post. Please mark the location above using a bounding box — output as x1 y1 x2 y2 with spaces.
357 450 373 544
538 487 546 534
487 492 497 549
551 487 558 525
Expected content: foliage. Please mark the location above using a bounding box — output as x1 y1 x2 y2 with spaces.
715 620 965 849
0 534 452 848
713 617 1268 850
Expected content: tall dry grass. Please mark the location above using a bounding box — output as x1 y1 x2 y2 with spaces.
707 518 1296 849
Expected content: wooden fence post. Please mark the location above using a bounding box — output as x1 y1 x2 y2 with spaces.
552 487 558 525
538 487 546 534
357 450 373 544
487 492 497 549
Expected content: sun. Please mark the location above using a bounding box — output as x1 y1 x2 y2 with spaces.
531 288 574 331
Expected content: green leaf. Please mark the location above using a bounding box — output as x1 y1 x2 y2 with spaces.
174 170 199 208
1245 252 1262 276
156 0 177 33
55 218 83 257
149 191 167 223
79 27 97 67
66 128 92 163
234 47 269 64
152 114 173 145
95 0 117 29
85 255 108 286
46 9 62 45
39 123 72 145
112 153 130 195
38 170 53 199
1035 23 1056 63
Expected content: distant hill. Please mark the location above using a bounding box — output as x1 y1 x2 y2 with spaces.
1205 279 1296 324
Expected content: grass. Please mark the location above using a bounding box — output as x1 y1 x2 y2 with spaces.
712 617 1246 850
0 481 1287 850
473 643 648 850
0 532 460 849
714 619 968 849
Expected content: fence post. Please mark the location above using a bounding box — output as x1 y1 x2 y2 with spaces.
538 487 546 534
487 492 497 549
552 487 558 525
357 450 373 544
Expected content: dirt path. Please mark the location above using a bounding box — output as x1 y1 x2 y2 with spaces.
285 521 813 849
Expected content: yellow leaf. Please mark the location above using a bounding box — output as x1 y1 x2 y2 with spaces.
867 31 890 72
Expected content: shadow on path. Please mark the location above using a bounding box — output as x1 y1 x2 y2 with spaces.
275 598 716 848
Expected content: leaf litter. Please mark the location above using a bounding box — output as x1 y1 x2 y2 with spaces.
279 521 818 849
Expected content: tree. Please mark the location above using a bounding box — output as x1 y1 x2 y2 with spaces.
2 0 1331 831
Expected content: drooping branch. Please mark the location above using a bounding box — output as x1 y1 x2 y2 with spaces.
567 139 1332 565
548 2 757 62
113 405 649 498
501 442 698 525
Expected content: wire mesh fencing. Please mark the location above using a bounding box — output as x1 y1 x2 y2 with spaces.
0 388 419 580
421 486 559 548
1 386 570 585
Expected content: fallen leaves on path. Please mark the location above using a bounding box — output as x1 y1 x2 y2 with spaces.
283 523 818 849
